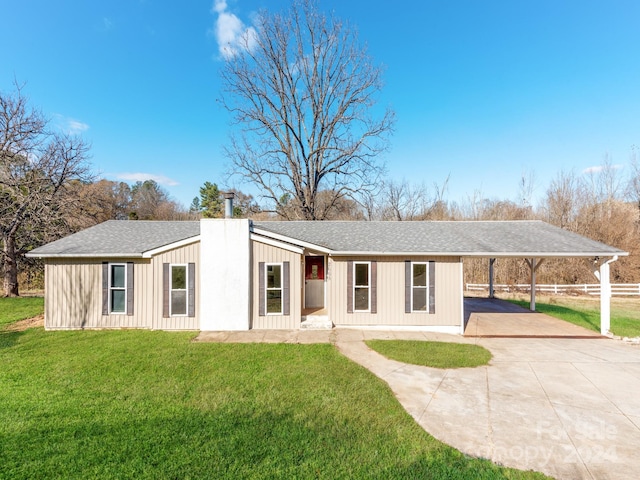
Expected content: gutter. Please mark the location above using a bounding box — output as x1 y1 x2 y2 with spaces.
327 251 628 258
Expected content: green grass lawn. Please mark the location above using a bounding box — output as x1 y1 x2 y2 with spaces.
0 319 546 479
508 296 640 338
0 296 44 329
366 340 491 368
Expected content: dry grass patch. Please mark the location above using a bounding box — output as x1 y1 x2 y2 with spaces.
4 314 44 332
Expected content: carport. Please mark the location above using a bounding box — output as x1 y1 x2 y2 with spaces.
462 297 604 337
457 221 628 336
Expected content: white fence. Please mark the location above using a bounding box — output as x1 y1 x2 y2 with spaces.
465 283 640 296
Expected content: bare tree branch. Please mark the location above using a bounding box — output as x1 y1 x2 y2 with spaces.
219 0 394 220
0 82 92 296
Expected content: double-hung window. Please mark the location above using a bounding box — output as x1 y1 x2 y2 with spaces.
353 262 370 312
405 260 435 314
411 262 428 312
170 265 188 316
162 262 195 318
109 263 127 314
103 262 133 316
266 263 282 314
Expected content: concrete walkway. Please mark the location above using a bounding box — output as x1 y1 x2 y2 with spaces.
196 329 640 479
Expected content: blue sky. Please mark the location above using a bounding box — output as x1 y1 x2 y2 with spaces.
2 0 639 209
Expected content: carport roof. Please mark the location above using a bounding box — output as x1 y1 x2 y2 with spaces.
251 220 627 257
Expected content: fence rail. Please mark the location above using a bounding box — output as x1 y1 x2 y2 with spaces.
465 283 640 296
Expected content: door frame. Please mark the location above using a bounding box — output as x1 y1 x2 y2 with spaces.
304 255 326 309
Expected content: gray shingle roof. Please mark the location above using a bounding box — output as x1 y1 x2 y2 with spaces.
28 219 626 258
252 220 627 257
27 220 200 257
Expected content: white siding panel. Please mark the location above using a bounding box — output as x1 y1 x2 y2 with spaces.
252 242 301 329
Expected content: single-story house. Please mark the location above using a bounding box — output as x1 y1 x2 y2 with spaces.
27 217 627 334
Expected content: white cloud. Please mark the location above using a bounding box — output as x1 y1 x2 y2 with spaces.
116 172 179 186
210 0 258 60
54 114 90 135
582 164 624 174
67 119 90 134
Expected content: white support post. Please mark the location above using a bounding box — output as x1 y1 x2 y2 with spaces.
459 261 465 335
598 256 618 335
530 257 536 311
600 261 610 335
525 258 544 312
489 258 496 299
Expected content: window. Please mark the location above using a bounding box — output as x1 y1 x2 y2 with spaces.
266 263 282 314
109 263 126 314
162 262 195 319
258 262 289 317
405 260 435 314
170 265 187 316
353 262 370 312
103 262 133 316
412 262 428 312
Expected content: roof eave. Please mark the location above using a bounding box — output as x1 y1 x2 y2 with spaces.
250 233 305 254
251 227 332 254
25 253 145 259
141 235 201 258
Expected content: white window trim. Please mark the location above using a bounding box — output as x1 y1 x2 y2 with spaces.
169 263 188 317
353 261 371 313
109 263 127 315
265 262 283 315
411 261 429 313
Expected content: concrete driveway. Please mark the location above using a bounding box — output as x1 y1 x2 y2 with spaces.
335 331 640 480
197 328 640 478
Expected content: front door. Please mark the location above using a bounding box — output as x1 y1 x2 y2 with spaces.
304 256 325 309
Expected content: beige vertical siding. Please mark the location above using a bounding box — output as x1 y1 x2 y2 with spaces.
43 242 200 330
328 256 462 327
251 241 302 329
151 242 200 330
44 258 152 329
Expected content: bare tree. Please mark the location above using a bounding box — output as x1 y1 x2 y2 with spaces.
360 176 451 221
460 188 485 220
543 170 581 229
219 0 394 220
517 169 536 217
626 146 640 210
380 180 428 221
1 83 92 296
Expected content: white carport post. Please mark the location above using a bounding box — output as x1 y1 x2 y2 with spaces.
594 256 618 335
525 258 544 311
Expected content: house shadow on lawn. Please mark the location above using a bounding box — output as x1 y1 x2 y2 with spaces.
0 330 27 349
0 315 43 349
